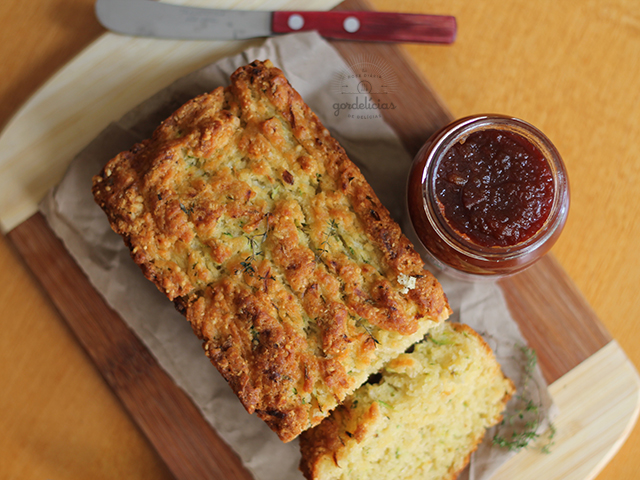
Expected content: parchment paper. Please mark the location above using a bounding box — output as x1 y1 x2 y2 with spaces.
40 31 556 480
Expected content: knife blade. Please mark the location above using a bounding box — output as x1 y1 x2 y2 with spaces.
95 0 457 44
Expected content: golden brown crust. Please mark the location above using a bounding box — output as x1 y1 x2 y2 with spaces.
92 60 450 442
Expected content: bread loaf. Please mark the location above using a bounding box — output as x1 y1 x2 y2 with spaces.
299 322 515 479
92 60 451 442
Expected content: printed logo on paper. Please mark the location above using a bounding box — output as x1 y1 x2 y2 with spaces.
331 55 398 120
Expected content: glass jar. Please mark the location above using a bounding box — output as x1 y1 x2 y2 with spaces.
406 114 569 280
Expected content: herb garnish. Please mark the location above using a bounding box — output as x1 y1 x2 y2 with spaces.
355 317 379 345
237 216 271 276
316 219 340 258
492 344 556 453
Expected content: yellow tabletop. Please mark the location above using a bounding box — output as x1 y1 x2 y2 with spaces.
1 0 639 479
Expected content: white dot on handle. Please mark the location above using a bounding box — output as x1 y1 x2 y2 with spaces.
343 16 360 33
287 14 305 30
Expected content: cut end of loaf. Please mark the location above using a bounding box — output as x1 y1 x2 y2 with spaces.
299 322 515 479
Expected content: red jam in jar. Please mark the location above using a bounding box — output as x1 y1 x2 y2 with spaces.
406 115 569 279
436 129 554 247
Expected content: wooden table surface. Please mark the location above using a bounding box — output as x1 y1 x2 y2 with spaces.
1 1 639 479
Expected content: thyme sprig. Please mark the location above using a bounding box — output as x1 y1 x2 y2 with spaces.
316 219 340 258
355 317 380 345
492 344 556 453
237 216 271 276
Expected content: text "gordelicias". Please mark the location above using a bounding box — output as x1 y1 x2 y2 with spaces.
333 96 397 117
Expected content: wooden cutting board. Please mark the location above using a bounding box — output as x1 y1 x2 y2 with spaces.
1 1 638 479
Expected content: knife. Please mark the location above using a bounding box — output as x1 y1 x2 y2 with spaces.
95 0 457 44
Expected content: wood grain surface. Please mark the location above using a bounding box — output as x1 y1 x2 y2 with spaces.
7 212 255 480
4 19 617 477
1 1 639 480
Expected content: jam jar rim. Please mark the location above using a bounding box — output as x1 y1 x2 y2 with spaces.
420 114 570 262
